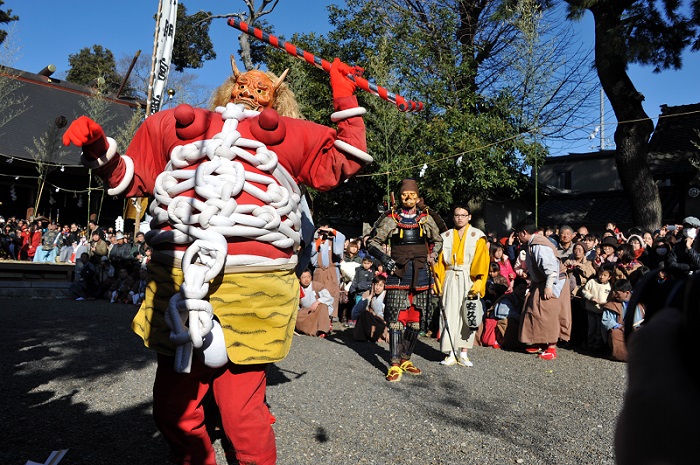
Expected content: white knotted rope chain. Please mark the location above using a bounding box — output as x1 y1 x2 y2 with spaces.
150 103 303 372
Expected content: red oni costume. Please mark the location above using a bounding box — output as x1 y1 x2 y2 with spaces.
63 62 371 465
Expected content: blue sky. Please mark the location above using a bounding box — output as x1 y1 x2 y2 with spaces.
4 0 699 156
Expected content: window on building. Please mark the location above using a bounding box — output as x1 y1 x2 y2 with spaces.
556 171 572 190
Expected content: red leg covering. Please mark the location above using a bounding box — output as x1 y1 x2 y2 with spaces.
153 354 276 465
153 354 219 465
214 363 276 465
398 294 421 326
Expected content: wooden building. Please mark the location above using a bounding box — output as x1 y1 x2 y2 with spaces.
0 65 142 227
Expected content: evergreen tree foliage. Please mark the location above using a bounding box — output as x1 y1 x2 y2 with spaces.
66 45 126 95
0 0 18 45
268 0 582 221
171 3 216 72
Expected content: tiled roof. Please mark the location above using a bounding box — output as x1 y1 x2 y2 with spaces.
647 102 700 178
534 187 679 230
0 67 140 165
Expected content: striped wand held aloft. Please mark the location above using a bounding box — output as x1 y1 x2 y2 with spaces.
228 18 425 113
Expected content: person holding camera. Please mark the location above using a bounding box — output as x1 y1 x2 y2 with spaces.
310 221 346 321
666 216 700 276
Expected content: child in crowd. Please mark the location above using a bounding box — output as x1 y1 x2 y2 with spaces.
349 255 375 303
513 248 529 283
485 262 509 308
345 255 375 327
139 245 152 268
601 279 644 361
374 262 388 279
580 268 612 351
129 268 149 305
583 234 599 261
109 268 135 304
351 275 388 343
482 277 528 350
490 242 516 291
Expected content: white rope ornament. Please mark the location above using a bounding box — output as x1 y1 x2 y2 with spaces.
154 103 304 373
154 102 370 373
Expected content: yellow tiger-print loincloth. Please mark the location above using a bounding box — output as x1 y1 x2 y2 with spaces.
131 261 299 365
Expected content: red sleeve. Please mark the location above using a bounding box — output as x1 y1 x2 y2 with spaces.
94 111 177 198
275 95 369 192
93 98 368 197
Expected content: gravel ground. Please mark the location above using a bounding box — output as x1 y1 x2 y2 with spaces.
2 297 627 465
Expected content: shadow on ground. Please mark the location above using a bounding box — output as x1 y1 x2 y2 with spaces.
1 298 167 465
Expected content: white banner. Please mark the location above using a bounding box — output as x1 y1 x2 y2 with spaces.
149 0 178 114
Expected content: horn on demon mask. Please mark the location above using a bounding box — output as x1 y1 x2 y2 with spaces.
230 55 242 79
274 68 289 91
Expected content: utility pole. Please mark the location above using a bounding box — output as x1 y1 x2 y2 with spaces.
600 88 605 151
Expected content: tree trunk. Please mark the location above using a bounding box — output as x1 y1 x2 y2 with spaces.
590 6 661 230
238 34 254 71
456 0 487 95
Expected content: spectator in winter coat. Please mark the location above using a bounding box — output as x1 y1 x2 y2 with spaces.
564 242 596 296
129 268 149 305
297 269 333 337
594 236 618 270
348 255 375 303
109 268 135 304
33 222 61 263
580 268 612 351
21 222 42 261
556 225 575 261
69 253 98 300
109 232 135 271
89 232 109 259
352 275 387 342
601 279 644 362
666 216 700 276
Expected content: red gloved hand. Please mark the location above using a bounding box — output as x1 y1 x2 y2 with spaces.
62 116 108 160
330 57 363 99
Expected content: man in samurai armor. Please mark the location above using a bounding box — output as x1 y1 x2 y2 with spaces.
368 179 443 382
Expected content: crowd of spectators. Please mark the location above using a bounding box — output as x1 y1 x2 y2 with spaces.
4 211 699 353
0 214 152 304
295 215 700 363
480 217 700 360
296 233 391 339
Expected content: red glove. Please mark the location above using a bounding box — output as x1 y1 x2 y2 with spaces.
62 116 108 160
330 58 363 99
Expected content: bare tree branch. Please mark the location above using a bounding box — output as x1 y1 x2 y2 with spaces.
197 0 281 70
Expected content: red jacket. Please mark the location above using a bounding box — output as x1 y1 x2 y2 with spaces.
92 96 368 262
22 230 41 258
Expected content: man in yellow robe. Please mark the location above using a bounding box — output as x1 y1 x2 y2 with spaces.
434 205 490 366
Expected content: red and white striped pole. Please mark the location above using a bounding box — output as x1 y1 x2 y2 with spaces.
228 19 425 112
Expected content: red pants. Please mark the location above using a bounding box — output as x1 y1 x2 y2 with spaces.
153 354 276 465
